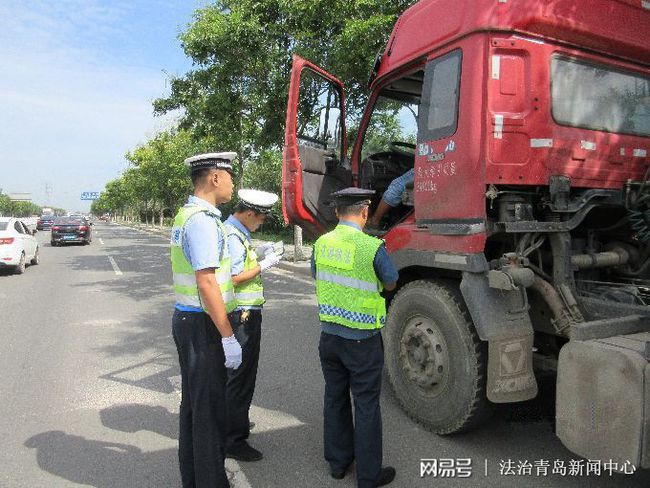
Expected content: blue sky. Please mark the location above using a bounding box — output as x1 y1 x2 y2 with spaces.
0 0 210 212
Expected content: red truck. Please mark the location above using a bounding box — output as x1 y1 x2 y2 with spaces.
283 0 650 468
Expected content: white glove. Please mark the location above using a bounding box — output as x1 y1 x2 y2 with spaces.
259 251 281 271
222 335 242 369
255 242 274 258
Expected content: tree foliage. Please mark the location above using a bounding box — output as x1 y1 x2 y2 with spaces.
154 0 415 153
92 129 211 224
97 1 417 231
0 191 44 217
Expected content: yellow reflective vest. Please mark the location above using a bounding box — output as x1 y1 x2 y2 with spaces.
225 222 265 308
314 224 386 329
170 204 237 313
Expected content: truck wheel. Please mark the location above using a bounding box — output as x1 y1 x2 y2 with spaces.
384 279 492 434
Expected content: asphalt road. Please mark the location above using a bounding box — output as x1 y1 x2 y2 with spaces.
0 221 647 488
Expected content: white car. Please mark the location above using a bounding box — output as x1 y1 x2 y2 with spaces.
0 217 40 274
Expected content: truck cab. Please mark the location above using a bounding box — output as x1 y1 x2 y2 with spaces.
283 0 650 468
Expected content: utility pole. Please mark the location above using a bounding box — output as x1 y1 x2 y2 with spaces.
293 225 305 262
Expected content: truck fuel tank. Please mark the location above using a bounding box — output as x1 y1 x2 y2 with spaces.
556 331 650 469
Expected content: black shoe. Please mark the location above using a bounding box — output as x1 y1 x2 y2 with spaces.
330 464 350 480
376 466 396 486
226 442 263 462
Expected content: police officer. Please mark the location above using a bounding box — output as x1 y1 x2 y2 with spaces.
312 188 398 488
224 189 280 462
170 152 241 488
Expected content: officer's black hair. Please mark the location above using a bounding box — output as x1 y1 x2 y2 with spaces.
335 203 368 217
191 168 214 187
233 202 261 214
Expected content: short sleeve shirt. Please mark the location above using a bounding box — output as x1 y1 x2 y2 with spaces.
181 195 225 272
224 215 250 276
382 168 414 207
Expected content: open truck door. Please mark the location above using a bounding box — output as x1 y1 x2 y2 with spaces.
282 55 351 237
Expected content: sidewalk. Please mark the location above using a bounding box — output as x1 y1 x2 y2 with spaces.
115 220 313 278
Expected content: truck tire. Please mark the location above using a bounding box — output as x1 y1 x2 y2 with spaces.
384 279 492 434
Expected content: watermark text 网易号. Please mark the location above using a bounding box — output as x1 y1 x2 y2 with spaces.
419 458 637 478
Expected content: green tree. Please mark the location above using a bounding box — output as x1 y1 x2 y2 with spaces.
240 148 284 231
10 201 41 217
154 0 415 156
0 193 12 216
126 129 213 225
0 193 42 217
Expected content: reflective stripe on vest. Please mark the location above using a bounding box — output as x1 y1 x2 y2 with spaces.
225 222 265 307
170 204 237 313
314 225 386 329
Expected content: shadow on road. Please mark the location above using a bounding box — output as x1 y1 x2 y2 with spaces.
100 404 178 439
99 354 179 394
24 430 179 488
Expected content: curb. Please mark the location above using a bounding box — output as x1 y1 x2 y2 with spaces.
277 260 312 278
113 221 170 238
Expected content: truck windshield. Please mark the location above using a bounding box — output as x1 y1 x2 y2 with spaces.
551 56 650 137
360 95 419 163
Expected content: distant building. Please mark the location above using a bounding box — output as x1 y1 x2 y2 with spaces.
8 193 32 202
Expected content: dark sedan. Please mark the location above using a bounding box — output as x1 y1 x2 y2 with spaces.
36 215 55 230
51 218 92 246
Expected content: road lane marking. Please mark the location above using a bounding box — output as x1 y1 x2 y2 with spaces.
108 256 123 275
226 459 251 488
99 238 105 245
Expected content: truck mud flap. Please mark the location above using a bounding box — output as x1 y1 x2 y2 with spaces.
556 331 650 469
460 271 537 403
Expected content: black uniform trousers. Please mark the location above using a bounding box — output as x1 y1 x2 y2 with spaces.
319 331 384 488
226 308 262 449
172 310 229 488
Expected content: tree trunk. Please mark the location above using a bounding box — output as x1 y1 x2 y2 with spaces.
293 225 304 262
159 208 164 227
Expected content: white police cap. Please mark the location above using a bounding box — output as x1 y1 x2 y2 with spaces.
237 189 279 214
184 152 237 174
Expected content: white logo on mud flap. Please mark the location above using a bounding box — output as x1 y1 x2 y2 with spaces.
499 340 526 376
493 375 536 394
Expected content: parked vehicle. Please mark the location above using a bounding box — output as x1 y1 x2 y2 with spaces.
51 217 92 246
0 217 39 274
282 0 650 468
36 215 55 230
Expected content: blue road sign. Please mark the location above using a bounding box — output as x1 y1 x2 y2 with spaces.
81 192 100 200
